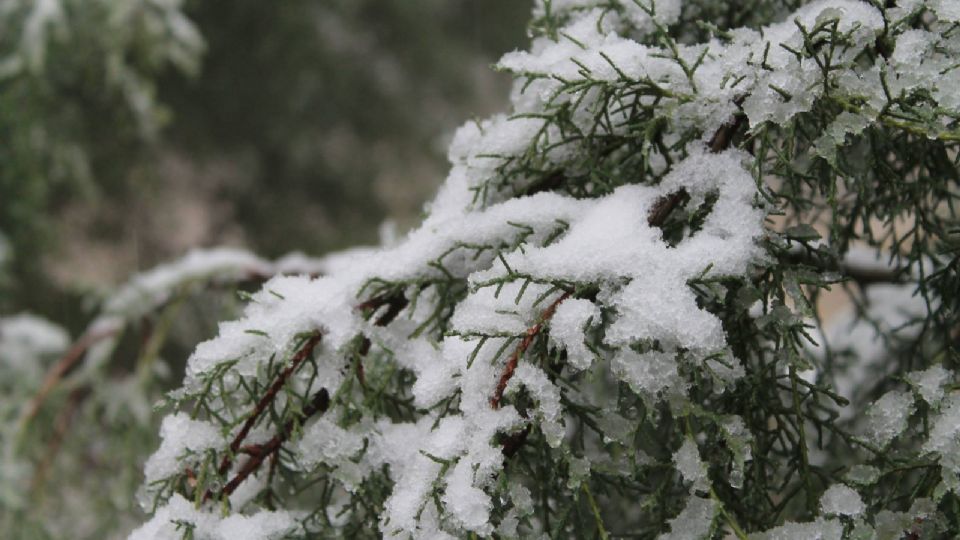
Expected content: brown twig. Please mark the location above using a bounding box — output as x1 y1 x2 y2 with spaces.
211 388 330 501
708 103 747 154
490 292 572 409
646 104 747 227
217 332 323 477
30 387 88 493
352 290 410 386
647 189 690 227
20 326 119 428
357 290 410 327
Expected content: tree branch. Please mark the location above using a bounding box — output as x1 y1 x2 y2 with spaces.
356 290 409 327
498 105 749 457
210 387 330 501
217 332 323 477
19 326 119 431
646 102 746 226
490 291 572 409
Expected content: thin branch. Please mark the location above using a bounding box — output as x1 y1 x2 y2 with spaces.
18 326 119 432
356 290 409 327
490 291 572 409
646 102 746 226
217 332 323 476
30 387 88 493
211 387 330 501
783 247 909 287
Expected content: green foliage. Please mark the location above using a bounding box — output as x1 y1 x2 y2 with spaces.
5 1 960 539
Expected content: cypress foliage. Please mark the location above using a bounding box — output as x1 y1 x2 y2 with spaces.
6 1 960 539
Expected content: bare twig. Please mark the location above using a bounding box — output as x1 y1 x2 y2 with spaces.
708 100 747 153
647 189 690 227
647 102 746 226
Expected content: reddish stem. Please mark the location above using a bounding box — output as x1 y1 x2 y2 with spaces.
211 388 330 501
490 292 572 409
217 333 323 477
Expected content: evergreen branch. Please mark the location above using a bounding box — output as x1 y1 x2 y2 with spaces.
783 247 910 287
17 256 309 446
30 387 88 494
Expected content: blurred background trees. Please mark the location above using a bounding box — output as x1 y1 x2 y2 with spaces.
0 1 529 537
1 0 530 330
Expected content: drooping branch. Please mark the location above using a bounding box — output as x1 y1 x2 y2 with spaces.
31 387 88 492
18 326 119 433
19 255 322 441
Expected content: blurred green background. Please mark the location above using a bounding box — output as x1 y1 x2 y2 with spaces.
0 3 531 535
1 0 531 333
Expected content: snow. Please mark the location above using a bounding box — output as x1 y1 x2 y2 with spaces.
506 0 886 133
0 313 69 376
104 248 273 319
547 298 599 371
21 0 64 72
143 413 224 485
674 438 709 493
506 364 566 448
443 459 495 534
819 484 864 517
922 393 960 493
749 518 843 540
906 365 951 407
721 415 752 489
128 494 297 540
612 349 687 406
931 0 960 22
294 416 368 490
844 465 880 487
657 495 716 540
862 389 914 447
